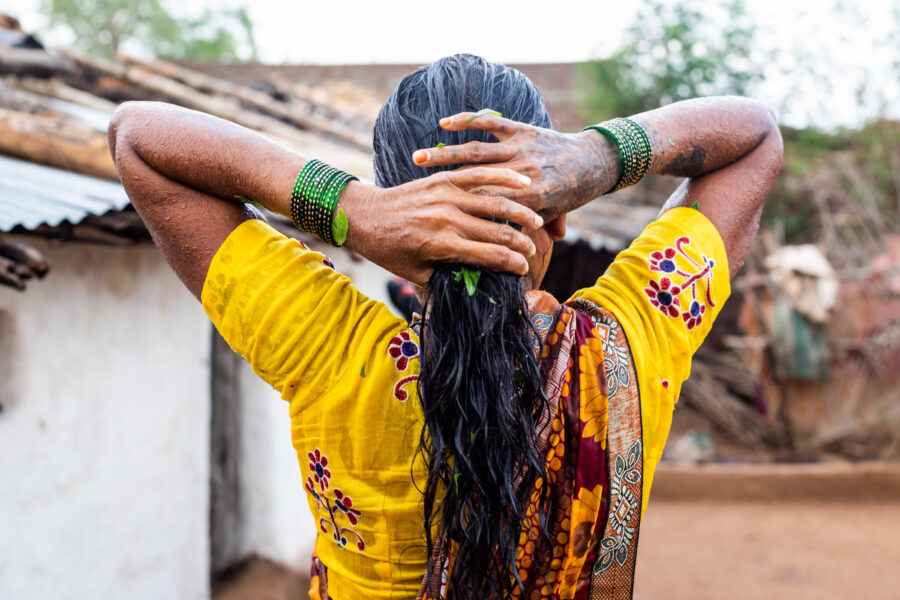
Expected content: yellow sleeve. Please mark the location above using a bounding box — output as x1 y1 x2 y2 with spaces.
570 207 730 505
201 219 406 407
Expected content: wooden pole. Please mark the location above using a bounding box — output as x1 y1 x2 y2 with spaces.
0 235 49 277
10 76 119 113
123 56 372 151
0 107 118 180
0 46 76 78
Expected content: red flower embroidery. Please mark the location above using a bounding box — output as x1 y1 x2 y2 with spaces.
644 277 681 318
304 447 366 552
333 488 361 526
648 247 678 274
682 299 706 330
308 448 331 492
388 330 419 371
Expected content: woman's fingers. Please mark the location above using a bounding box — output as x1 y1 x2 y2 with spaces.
441 239 530 276
440 112 521 139
445 166 530 191
453 213 537 258
413 141 517 167
455 193 543 230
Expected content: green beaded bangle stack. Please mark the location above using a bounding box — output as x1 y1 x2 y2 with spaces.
290 159 357 246
583 117 652 193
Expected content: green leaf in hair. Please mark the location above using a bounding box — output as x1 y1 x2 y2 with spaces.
452 267 481 296
453 472 461 494
436 142 445 148
465 108 503 123
235 195 265 209
668 137 676 147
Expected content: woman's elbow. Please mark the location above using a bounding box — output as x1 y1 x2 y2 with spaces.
108 101 159 164
741 98 784 177
108 102 136 160
760 106 784 179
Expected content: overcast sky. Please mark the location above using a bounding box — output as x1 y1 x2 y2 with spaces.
13 0 900 128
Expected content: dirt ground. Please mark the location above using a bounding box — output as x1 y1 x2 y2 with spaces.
215 463 900 600
635 501 900 600
634 462 900 599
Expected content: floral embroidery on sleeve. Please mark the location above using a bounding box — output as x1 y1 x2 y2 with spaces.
308 448 332 492
388 330 420 402
643 236 715 329
304 448 366 551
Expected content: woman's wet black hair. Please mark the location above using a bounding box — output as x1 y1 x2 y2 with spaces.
374 54 553 599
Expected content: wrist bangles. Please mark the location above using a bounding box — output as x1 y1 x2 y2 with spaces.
582 117 652 193
289 159 358 247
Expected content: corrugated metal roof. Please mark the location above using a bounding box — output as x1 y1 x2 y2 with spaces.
0 154 129 232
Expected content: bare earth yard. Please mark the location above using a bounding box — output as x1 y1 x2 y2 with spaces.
635 501 900 599
635 463 900 600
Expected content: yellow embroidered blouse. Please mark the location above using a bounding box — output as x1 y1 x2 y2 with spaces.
201 207 730 600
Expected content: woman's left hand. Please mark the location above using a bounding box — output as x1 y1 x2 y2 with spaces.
410 112 621 222
342 167 543 286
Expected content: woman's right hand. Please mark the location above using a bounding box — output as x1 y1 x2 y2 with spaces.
341 167 543 286
410 112 622 222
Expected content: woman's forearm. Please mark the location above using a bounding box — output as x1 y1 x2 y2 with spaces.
576 96 778 196
109 100 376 255
417 97 780 222
630 96 778 179
109 101 308 216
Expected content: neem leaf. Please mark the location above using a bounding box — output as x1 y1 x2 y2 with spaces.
465 108 503 123
489 297 497 305
436 142 445 148
332 208 349 246
691 201 699 210
453 267 481 296
360 361 366 377
454 472 461 494
462 270 476 296
668 137 675 147
469 269 481 289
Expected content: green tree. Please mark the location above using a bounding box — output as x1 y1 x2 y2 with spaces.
580 0 763 120
42 0 257 61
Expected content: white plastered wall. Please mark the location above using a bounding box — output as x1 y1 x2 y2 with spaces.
0 232 401 597
0 237 210 600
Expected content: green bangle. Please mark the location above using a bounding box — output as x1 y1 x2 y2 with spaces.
583 117 651 193
290 159 357 246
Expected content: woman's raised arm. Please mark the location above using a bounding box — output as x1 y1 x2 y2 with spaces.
108 101 544 297
414 96 784 276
